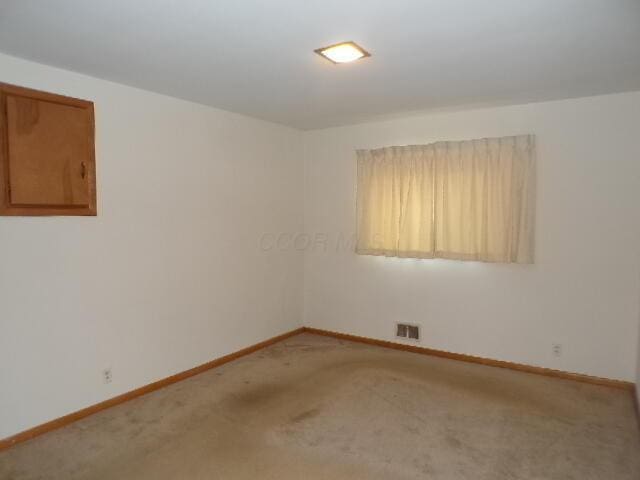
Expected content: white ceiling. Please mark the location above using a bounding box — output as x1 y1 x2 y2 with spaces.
1 0 639 129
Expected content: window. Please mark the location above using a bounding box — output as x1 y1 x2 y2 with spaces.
356 135 535 263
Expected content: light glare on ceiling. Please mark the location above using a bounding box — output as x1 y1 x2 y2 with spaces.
315 41 370 64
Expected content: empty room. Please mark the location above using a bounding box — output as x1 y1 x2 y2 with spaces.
1 1 640 479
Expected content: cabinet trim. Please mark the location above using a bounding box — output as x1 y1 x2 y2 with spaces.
0 82 97 216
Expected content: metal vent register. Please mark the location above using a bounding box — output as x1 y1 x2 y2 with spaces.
396 323 420 341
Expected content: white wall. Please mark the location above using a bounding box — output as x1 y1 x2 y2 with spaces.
2 52 639 441
303 92 640 382
0 53 304 439
637 286 640 405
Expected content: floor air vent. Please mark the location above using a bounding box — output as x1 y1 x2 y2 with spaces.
396 323 420 341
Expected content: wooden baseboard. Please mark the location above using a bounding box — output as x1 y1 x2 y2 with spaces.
302 327 635 391
0 327 305 452
634 391 640 431
2 325 635 452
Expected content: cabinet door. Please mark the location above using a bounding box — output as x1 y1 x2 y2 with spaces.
0 83 96 216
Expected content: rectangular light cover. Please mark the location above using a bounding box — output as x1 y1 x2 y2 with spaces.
315 41 370 64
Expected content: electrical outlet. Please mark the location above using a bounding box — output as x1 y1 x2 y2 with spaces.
552 343 562 357
103 368 112 384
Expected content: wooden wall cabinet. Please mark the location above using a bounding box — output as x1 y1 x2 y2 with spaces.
0 83 96 216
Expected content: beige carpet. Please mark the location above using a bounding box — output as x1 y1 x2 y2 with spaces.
1 333 639 479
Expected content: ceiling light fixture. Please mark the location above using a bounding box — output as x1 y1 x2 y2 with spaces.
315 41 370 64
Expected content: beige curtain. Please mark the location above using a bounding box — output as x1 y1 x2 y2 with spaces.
356 135 535 263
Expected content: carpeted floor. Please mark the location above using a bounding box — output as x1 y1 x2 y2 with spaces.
1 333 639 479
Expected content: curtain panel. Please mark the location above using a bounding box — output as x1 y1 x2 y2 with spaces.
356 135 535 263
